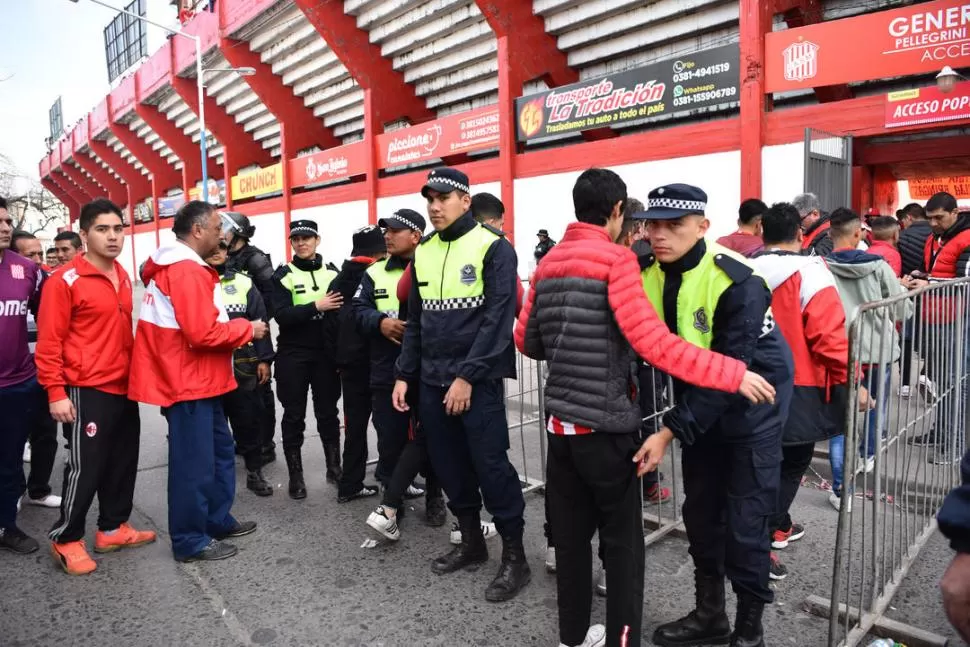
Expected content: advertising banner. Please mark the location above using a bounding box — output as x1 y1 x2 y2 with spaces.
289 142 367 187
885 82 970 128
188 178 227 206
908 175 970 198
514 43 739 142
377 105 500 167
766 0 970 93
158 193 185 218
231 163 283 201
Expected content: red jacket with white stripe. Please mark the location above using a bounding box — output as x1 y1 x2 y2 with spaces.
36 254 134 403
129 242 253 407
751 250 849 444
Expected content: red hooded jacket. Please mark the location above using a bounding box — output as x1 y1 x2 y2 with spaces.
129 241 253 407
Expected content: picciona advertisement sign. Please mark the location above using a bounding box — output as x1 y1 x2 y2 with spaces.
514 43 740 142
377 105 500 168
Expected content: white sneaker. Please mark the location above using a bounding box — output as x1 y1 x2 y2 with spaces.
22 444 31 463
856 456 875 475
448 521 497 545
559 624 606 647
366 506 400 541
917 375 937 400
404 484 426 498
16 496 21 513
829 492 853 512
898 385 911 398
545 545 557 573
26 494 61 509
595 569 607 596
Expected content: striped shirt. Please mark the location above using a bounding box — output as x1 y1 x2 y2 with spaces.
546 414 594 436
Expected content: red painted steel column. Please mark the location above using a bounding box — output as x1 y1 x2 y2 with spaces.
364 89 379 226
496 35 522 244
41 178 80 224
279 125 292 262
739 0 770 200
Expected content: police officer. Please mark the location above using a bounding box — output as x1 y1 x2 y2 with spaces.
633 184 793 647
271 220 343 499
204 240 274 497
221 211 278 465
393 168 530 602
330 226 385 504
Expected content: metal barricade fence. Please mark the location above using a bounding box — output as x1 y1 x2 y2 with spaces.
820 277 970 647
504 351 683 546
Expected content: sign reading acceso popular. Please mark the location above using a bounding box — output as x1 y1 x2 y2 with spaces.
515 43 740 142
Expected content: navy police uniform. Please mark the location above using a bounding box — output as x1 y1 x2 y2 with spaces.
396 168 530 601
635 185 793 647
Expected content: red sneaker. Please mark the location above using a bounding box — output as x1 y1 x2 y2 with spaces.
51 540 97 575
644 482 672 503
771 523 805 549
94 523 157 553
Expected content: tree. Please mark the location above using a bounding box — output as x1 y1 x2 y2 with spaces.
0 153 67 234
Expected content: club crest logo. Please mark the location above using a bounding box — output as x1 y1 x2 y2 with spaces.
783 40 819 82
85 422 98 438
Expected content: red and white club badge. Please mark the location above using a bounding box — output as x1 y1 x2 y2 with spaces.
85 422 98 438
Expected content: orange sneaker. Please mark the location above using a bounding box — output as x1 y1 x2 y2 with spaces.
94 523 157 553
51 540 97 575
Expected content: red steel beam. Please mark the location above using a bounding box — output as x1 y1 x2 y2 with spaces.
107 122 181 192
739 0 771 200
41 177 80 224
60 164 107 202
293 0 433 126
51 169 91 205
134 103 222 185
74 153 127 207
495 35 521 243
88 139 152 201
219 37 340 153
171 74 274 176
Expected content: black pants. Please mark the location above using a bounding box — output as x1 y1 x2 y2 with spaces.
49 387 141 543
27 406 59 499
682 433 781 604
258 380 276 452
223 386 265 471
372 388 410 487
421 379 525 540
768 442 815 534
0 377 43 529
547 432 644 647
275 350 341 451
338 366 371 498
381 410 441 510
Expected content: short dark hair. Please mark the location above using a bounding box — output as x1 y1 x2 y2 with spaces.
11 231 36 254
739 198 767 225
900 202 926 220
761 202 802 245
173 200 215 238
54 231 83 249
573 168 627 226
926 192 958 213
46 247 56 255
79 198 123 231
870 216 899 241
829 207 861 240
471 193 505 223
0 197 7 210
622 198 645 220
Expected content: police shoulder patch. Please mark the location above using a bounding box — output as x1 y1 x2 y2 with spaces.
712 253 752 284
271 264 291 281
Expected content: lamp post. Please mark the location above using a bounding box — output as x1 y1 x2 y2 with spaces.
68 1 253 202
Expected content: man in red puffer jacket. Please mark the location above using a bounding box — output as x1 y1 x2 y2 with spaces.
129 201 269 563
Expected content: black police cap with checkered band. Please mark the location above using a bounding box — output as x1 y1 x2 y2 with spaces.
421 167 470 198
289 219 319 237
634 184 708 220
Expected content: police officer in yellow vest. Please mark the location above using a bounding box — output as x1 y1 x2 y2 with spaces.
393 168 530 602
204 241 275 497
633 184 793 647
271 220 344 499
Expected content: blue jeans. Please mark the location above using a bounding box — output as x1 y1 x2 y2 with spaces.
163 398 237 559
829 365 889 494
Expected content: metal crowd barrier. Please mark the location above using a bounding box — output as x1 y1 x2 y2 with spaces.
503 351 683 545
818 277 970 647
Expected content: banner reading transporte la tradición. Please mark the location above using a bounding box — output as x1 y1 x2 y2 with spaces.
514 43 739 142
885 82 970 128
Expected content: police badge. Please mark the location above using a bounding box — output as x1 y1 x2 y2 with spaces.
459 264 476 286
693 307 710 334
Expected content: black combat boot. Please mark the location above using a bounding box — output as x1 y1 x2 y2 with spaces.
284 449 307 500
730 595 765 647
246 468 273 497
653 571 732 646
484 536 532 602
323 442 342 484
431 514 488 574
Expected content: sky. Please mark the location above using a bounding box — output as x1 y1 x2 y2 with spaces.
0 0 176 181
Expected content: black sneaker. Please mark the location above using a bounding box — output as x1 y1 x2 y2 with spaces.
213 520 257 540
176 539 238 563
769 552 788 580
908 433 938 446
425 496 447 527
0 527 39 554
337 485 379 504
